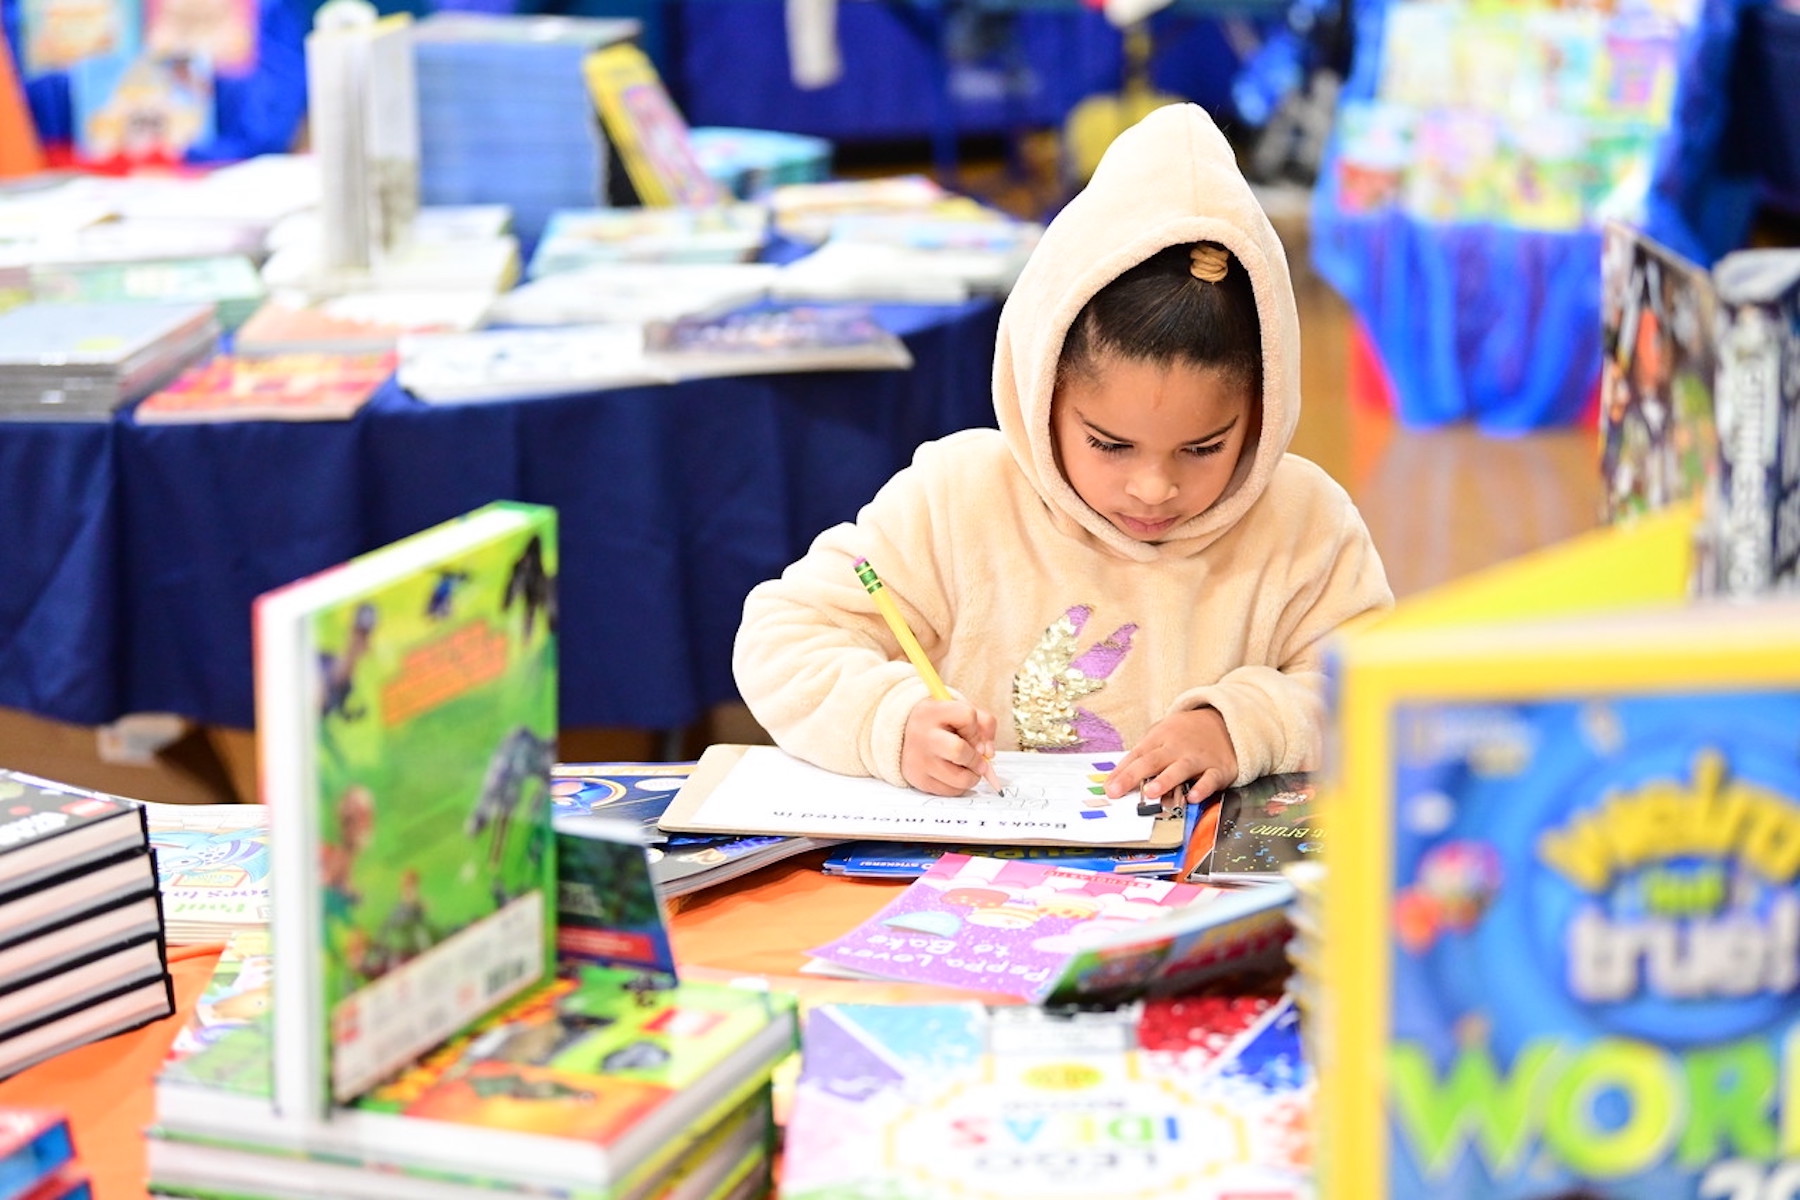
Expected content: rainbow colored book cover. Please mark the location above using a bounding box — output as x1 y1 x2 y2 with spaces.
783 992 1309 1200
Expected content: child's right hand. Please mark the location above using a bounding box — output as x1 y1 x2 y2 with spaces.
901 699 998 795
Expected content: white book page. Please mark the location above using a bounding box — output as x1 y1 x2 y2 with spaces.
684 747 1157 845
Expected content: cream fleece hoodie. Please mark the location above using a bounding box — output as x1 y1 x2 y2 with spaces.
734 103 1392 787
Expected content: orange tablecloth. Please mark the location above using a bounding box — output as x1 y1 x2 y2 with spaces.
0 944 224 1200
0 855 990 1200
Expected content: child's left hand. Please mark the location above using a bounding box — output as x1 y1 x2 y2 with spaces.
1103 707 1238 804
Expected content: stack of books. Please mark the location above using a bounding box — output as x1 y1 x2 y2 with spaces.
149 963 796 1199
772 208 1044 304
642 305 914 380
137 801 270 943
551 762 838 903
0 1108 91 1198
524 204 769 278
412 13 640 245
0 769 173 1081
138 503 798 1194
27 255 268 332
259 234 521 302
487 261 778 327
396 324 658 405
135 352 396 424
0 301 218 421
232 292 491 357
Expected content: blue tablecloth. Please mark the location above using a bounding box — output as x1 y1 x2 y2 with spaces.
1308 0 1765 433
0 300 1002 732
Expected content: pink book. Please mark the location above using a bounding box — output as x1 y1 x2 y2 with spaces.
807 852 1293 1004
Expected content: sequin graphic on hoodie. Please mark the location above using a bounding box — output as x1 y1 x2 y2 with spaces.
1011 605 1138 752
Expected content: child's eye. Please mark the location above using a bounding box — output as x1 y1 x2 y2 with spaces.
1184 442 1226 458
1084 434 1130 454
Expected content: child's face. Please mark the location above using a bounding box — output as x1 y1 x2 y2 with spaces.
1052 351 1256 542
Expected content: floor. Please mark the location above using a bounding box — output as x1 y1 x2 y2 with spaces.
0 137 1604 798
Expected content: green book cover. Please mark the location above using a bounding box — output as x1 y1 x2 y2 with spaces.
255 501 559 1118
395 964 795 1150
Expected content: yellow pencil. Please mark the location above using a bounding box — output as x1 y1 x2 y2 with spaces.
853 556 1003 791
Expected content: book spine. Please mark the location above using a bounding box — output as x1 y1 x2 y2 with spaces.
1776 288 1800 590
1711 294 1781 597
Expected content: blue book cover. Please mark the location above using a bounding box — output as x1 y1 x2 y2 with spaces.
550 762 693 844
821 841 1182 879
1384 690 1800 1198
0 1109 75 1199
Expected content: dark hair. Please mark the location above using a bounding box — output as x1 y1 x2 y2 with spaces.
1057 242 1262 391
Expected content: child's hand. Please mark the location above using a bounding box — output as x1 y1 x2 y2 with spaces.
1104 707 1238 804
902 699 999 795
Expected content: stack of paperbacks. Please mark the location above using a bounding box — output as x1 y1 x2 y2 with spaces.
551 762 839 905
524 205 769 278
0 300 216 420
26 256 267 333
134 352 396 424
784 992 1311 1199
137 801 271 943
150 961 797 1199
765 176 1045 305
0 1109 92 1199
0 157 317 284
143 502 797 1198
0 770 173 1082
412 13 640 246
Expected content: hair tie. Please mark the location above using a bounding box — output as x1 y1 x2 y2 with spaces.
1188 244 1230 283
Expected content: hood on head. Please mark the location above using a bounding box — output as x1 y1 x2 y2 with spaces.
991 103 1302 562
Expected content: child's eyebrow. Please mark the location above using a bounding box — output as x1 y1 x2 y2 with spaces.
1081 414 1238 444
1080 415 1133 443
1185 415 1239 444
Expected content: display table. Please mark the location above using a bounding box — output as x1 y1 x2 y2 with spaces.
0 299 1001 736
0 856 1003 1200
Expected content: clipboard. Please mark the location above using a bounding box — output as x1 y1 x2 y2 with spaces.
658 744 1187 850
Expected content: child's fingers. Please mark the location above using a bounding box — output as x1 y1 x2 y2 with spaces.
973 707 998 758
1104 747 1154 798
1144 761 1195 803
925 723 990 794
1185 765 1231 804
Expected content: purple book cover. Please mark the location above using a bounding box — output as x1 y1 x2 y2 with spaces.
806 852 1217 1002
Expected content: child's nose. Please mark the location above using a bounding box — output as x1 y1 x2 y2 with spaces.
1125 465 1178 505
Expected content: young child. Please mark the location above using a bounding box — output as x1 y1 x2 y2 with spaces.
733 103 1392 804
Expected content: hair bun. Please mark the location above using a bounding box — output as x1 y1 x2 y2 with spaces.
1188 244 1230 283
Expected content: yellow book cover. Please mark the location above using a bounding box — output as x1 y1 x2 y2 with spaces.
581 43 723 209
1316 507 1800 1199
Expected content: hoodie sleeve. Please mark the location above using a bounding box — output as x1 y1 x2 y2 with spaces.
1167 485 1393 784
732 442 966 787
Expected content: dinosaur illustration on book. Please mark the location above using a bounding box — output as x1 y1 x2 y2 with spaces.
503 534 557 639
319 602 378 722
467 725 558 902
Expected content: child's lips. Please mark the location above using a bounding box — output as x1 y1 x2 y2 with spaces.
1118 513 1179 536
